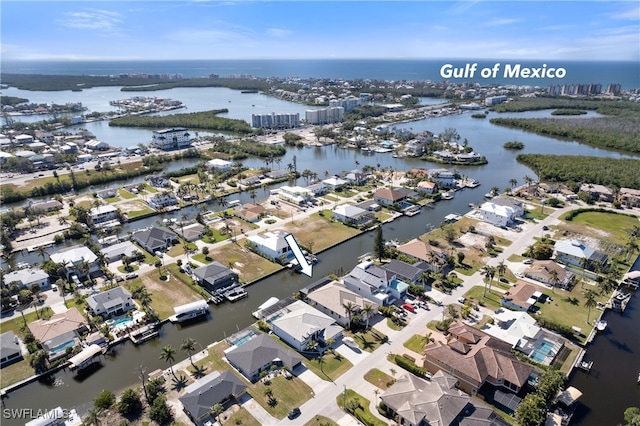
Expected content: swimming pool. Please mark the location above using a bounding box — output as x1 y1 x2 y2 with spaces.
49 340 75 355
107 316 134 331
531 341 554 363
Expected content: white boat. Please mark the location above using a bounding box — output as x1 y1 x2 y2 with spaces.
169 300 209 323
441 190 455 200
596 320 607 332
466 179 480 188
578 360 593 372
224 286 248 302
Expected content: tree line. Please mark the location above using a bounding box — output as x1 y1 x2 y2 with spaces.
109 109 254 134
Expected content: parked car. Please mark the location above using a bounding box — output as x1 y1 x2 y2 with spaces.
343 336 359 349
287 407 301 420
457 297 467 304
125 272 138 280
523 259 533 264
499 277 509 283
51 284 58 292
401 303 415 313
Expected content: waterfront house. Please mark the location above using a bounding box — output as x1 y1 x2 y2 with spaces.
206 158 233 172
86 286 134 318
491 196 525 217
246 231 293 263
28 308 88 358
477 202 516 227
97 188 117 199
101 241 142 263
278 185 312 205
266 169 290 180
342 260 410 306
396 238 446 272
423 322 534 396
381 259 425 285
179 370 247 425
4 267 50 290
344 169 367 186
322 176 348 191
579 183 614 202
304 280 379 327
0 331 24 367
30 200 63 214
553 239 609 271
147 192 179 209
619 187 640 208
354 199 381 212
49 245 100 279
416 180 437 195
193 262 238 292
175 223 206 242
482 309 565 366
90 204 119 227
373 188 406 206
14 134 34 145
306 182 328 197
133 226 178 254
85 139 109 150
271 300 343 352
151 127 191 150
500 281 540 312
524 260 574 289
225 333 303 382
428 168 457 188
381 371 500 426
332 205 374 227
234 203 266 223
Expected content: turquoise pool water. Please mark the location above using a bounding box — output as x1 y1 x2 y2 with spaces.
531 341 554 363
107 317 133 328
50 340 75 355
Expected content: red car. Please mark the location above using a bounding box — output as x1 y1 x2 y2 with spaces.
401 303 415 313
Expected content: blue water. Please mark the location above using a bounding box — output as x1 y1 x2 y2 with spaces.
107 317 133 327
49 340 75 355
2 59 638 89
531 340 554 363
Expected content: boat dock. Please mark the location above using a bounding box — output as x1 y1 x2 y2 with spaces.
129 324 160 344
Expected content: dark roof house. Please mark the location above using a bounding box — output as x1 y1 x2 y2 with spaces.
133 226 178 254
225 333 303 381
0 331 24 367
179 370 247 424
193 262 238 292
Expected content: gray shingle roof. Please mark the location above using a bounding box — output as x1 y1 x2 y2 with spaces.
179 370 246 421
225 333 302 379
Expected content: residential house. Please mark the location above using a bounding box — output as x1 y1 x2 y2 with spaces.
206 158 233 172
500 281 540 312
49 246 100 279
428 168 457 188
148 193 179 209
343 260 409 306
176 223 206 242
28 308 88 358
553 239 609 270
193 262 238 292
101 241 142 263
247 231 292 263
423 322 534 396
304 280 379 327
381 371 501 426
30 200 63 214
278 185 311 205
234 203 266 223
354 199 381 212
90 205 119 227
306 182 328 197
619 187 640 208
133 226 178 254
491 196 525 217
373 188 406 206
477 202 516 227
332 205 374 227
579 183 614 202
396 239 446 272
97 189 118 199
179 370 247 425
344 169 367 186
483 309 565 366
14 134 34 145
225 333 302 381
322 177 348 191
151 127 192 150
524 260 574 289
85 140 109 150
381 259 425 285
266 169 290 180
4 267 50 290
87 286 134 318
1 331 24 367
271 300 343 352
416 181 437 195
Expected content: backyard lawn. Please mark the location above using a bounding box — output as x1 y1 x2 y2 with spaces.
303 349 353 382
0 360 34 389
207 240 283 283
277 212 361 252
247 375 314 419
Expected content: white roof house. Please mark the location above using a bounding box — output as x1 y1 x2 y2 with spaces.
271 300 343 352
101 241 141 263
206 158 233 171
4 268 50 289
90 204 119 224
50 246 100 278
478 202 515 227
247 231 292 262
332 205 374 227
482 309 540 348
322 177 348 190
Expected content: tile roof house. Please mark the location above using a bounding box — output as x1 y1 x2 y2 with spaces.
381 371 501 426
1 331 24 367
193 262 238 292
423 322 534 396
133 226 178 254
524 260 574 289
396 238 447 272
86 286 134 318
271 300 343 352
304 280 379 327
28 308 88 358
553 240 609 271
175 223 206 242
500 281 540 312
234 203 266 223
225 333 303 381
179 370 247 424
373 188 407 206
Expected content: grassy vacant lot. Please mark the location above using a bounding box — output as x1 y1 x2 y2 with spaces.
129 268 203 319
207 240 282 283
247 375 314 419
0 360 34 388
303 349 353 382
118 188 137 199
192 341 232 374
336 389 386 426
277 212 361 252
364 368 395 390
305 415 339 426
465 286 504 311
559 210 640 245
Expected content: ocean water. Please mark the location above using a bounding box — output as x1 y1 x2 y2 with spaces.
1 59 638 89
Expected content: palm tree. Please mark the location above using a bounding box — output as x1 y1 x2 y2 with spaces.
159 345 178 380
136 364 150 404
496 261 507 284
509 178 518 190
343 302 356 330
181 338 198 370
361 304 375 330
523 175 533 194
84 408 102 426
549 269 559 293
583 290 598 324
480 265 496 297
36 246 48 263
209 403 224 424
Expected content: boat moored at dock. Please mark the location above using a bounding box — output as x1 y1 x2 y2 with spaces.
169 300 210 323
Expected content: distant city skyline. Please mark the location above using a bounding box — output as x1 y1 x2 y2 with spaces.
1 1 638 62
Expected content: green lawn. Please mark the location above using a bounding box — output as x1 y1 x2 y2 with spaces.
103 196 121 203
304 415 339 426
464 286 504 311
303 350 353 382
192 253 212 264
118 188 137 199
278 212 361 252
364 368 395 390
386 317 406 330
560 210 640 244
117 264 139 273
403 334 428 354
127 207 155 219
208 240 283 283
247 375 314 419
336 389 386 426
0 360 34 389
346 328 388 352
225 407 260 426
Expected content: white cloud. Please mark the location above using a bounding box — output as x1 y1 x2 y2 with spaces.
608 5 640 20
59 9 123 33
267 28 292 37
485 18 521 26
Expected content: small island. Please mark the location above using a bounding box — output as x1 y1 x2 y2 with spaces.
551 108 588 115
503 141 525 150
471 113 487 119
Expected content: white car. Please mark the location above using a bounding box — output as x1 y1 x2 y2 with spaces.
457 297 467 304
343 336 359 349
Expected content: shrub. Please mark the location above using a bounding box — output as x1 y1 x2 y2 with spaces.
94 389 116 410
394 354 427 378
118 388 142 416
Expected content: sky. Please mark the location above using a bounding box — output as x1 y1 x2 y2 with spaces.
1 1 638 62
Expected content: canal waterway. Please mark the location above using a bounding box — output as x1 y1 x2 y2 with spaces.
2 86 639 424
